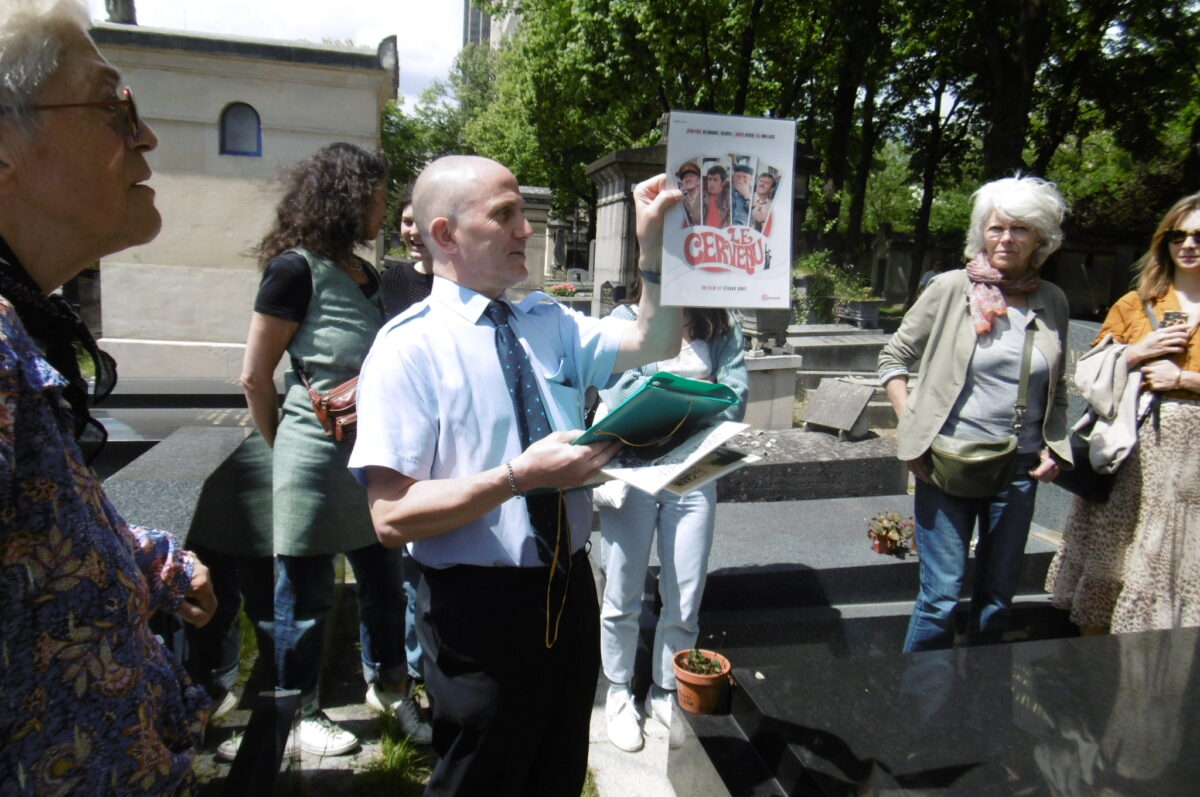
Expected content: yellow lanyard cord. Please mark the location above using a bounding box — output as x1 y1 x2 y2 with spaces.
544 401 697 646
545 488 571 648
592 402 695 448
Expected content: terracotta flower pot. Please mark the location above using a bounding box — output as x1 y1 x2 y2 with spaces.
672 649 732 714
871 536 897 554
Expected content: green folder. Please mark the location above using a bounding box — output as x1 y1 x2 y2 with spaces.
574 371 739 452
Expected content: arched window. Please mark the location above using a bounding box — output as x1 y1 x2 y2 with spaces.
220 102 261 156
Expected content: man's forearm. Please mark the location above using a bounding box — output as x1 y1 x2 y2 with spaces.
614 278 684 372
366 431 618 547
368 465 513 547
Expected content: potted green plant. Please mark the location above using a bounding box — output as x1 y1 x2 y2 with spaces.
793 250 880 325
672 648 732 714
834 293 886 328
867 510 915 555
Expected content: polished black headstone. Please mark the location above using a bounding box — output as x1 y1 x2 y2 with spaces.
673 627 1200 796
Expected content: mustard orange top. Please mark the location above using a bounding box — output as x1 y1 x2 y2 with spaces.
1097 287 1200 399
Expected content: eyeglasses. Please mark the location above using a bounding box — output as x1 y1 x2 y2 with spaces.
985 224 1035 241
1165 229 1200 246
26 87 141 141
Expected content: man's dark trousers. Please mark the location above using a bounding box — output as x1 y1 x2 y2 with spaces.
417 550 600 796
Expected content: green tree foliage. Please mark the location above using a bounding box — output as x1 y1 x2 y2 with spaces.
415 43 498 157
388 0 1200 286
380 99 430 195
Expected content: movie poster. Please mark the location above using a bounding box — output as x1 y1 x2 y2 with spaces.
661 111 796 308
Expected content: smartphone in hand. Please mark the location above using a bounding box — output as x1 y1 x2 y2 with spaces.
1162 310 1189 326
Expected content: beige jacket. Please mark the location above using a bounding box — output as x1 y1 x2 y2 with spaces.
1072 334 1148 473
878 269 1073 464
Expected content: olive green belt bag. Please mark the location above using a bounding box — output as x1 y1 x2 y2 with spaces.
928 434 1019 498
925 323 1036 500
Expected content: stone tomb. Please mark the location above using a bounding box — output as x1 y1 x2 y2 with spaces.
719 429 907 502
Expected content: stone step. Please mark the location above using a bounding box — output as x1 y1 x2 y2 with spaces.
705 496 1056 608
794 370 881 391
786 323 882 338
697 595 1071 671
787 333 891 372
593 495 1059 615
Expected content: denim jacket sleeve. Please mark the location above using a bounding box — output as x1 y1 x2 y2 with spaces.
711 313 748 422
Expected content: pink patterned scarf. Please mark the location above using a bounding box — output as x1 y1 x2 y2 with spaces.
965 254 1040 334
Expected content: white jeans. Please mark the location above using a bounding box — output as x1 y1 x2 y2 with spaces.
598 482 716 690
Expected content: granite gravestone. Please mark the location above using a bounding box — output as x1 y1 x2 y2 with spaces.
802 377 876 441
600 280 626 317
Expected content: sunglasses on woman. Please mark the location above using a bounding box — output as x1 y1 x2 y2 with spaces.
1165 229 1200 246
25 87 141 141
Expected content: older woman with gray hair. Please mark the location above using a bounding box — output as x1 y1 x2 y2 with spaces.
1 0 214 791
878 175 1072 652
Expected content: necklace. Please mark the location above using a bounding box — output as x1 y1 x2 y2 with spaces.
341 258 364 273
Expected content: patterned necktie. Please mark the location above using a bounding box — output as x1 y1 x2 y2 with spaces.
483 300 567 569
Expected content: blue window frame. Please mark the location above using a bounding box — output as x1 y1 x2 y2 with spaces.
220 102 261 156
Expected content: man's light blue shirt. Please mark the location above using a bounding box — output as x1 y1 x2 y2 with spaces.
349 276 627 569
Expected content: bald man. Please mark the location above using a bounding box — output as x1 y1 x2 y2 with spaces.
349 156 683 796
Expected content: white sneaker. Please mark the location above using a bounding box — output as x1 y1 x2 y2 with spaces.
365 683 433 745
213 728 305 763
294 710 358 756
214 732 242 762
646 688 674 729
210 690 239 721
605 688 644 753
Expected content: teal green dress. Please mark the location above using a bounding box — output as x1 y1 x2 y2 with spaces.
272 248 383 556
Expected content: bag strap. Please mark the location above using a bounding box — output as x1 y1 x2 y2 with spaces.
290 356 322 401
1140 299 1166 431
1144 300 1160 330
1012 320 1037 433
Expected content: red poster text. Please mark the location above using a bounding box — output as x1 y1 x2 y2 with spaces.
683 227 766 275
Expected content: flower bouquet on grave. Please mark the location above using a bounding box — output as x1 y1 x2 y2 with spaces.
546 281 577 297
867 510 915 555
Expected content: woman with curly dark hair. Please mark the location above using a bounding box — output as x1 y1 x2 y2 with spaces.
235 142 430 759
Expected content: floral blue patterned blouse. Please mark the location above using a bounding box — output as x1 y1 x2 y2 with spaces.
1 296 209 794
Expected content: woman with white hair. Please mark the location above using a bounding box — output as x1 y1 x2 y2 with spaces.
1 0 214 791
878 175 1073 652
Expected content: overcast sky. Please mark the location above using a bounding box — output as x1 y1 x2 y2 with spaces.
84 0 463 109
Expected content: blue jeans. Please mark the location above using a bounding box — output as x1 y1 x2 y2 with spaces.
399 545 423 680
276 542 408 711
181 544 274 700
903 453 1040 653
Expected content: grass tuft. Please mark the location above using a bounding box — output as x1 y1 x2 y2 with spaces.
357 712 431 795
